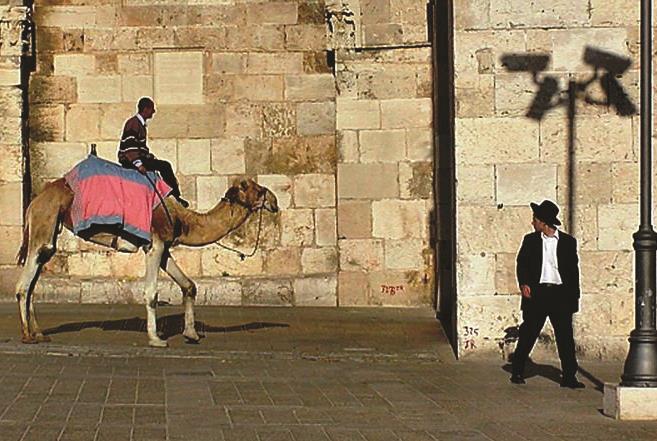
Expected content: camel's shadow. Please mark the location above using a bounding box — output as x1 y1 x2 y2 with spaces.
43 314 290 340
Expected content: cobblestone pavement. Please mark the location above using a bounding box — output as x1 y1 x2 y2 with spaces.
0 305 656 441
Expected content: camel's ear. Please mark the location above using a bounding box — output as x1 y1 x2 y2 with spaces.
240 180 248 191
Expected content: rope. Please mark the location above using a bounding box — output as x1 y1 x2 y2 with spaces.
144 173 174 228
215 208 264 261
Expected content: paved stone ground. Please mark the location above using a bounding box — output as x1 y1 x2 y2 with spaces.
0 304 656 441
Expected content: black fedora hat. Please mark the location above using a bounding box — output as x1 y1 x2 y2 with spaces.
530 200 561 226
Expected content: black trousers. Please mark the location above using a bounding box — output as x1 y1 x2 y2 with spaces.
512 286 578 379
123 157 182 199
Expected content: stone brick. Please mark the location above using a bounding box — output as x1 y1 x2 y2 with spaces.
294 174 335 208
301 247 338 274
53 54 95 77
455 0 491 30
246 53 303 74
281 209 314 246
0 87 21 118
204 74 235 102
35 6 97 28
201 247 264 277
368 271 432 307
597 204 637 251
68 252 112 278
336 99 381 130
117 53 151 75
380 98 432 129
495 73 544 117
456 296 520 355
338 271 369 306
406 129 432 161
211 138 246 175
95 53 118 74
246 2 298 25
400 162 432 200
455 75 495 118
548 28 629 73
457 117 539 164
458 206 529 254
97 103 131 142
154 52 203 105
294 276 337 306
77 76 121 104
457 165 494 205
495 253 518 295
315 208 337 246
65 104 100 143
174 27 226 49
457 252 496 295
570 204 599 251
109 252 146 279
571 162 614 205
285 75 336 102
33 142 87 177
296 102 335 136
0 117 21 145
0 69 20 86
257 175 292 210
359 130 406 163
178 139 212 175
372 200 427 240
337 130 359 163
225 25 285 51
197 279 242 306
338 201 372 239
270 135 337 175
590 0 638 26
490 0 591 28
30 105 65 142
580 251 633 295
262 104 296 138
29 75 78 105
496 163 557 206
0 144 21 183
33 278 81 304
612 162 638 204
264 247 302 275
357 65 417 100
137 28 176 49
234 76 284 101
339 239 384 272
168 248 202 278
285 25 327 51
196 176 228 212
362 24 404 46
0 226 21 265
243 279 293 306
212 53 246 74
122 75 153 103
385 239 425 271
338 163 398 199
0 182 22 226
304 51 332 74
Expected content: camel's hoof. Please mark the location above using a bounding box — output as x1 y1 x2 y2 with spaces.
148 338 168 348
183 331 201 344
35 334 51 343
21 336 38 344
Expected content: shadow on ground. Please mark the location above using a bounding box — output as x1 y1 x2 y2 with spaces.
502 358 605 392
43 314 290 340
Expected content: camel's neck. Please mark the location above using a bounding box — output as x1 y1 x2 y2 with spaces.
177 200 252 247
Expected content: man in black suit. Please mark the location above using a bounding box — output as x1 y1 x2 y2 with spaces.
511 200 585 389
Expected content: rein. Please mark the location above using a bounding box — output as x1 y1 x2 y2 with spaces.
215 201 264 261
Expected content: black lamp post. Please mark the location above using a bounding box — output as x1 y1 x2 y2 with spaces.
621 0 657 387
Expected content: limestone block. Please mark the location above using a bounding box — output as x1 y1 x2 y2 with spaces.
29 76 77 105
455 75 495 118
33 142 87 178
608 292 634 336
357 65 417 100
580 251 633 295
456 164 495 205
137 28 176 50
315 208 337 246
280 209 314 246
574 295 613 336
242 279 293 306
285 25 327 51
455 0 491 30
246 53 303 74
372 199 427 239
362 24 404 46
174 27 226 50
0 69 20 86
339 239 384 272
65 105 101 142
400 161 432 200
490 0 590 28
458 206 529 254
33 278 81 304
196 176 228 212
264 247 302 275
261 104 294 138
294 174 336 208
495 253 518 295
591 0 638 26
154 52 203 105
604 384 657 420
338 201 371 239
457 296 520 356
36 6 97 28
212 53 246 74
597 204 637 251
495 163 557 206
225 25 285 52
82 28 114 52
0 117 21 145
296 102 336 136
211 138 246 175
99 103 135 141
0 87 21 117
257 175 292 210
168 248 201 278
0 226 21 265
121 75 153 103
359 130 405 163
368 270 432 307
495 73 547 117
457 252 496 295
68 252 113 278
454 30 525 77
549 29 629 72
284 74 334 102
117 53 151 75
337 163 398 199
406 129 432 161
0 144 22 182
178 139 212 175
30 105 65 142
569 204 599 251
109 252 145 279
205 74 235 102
301 247 338 274
294 276 337 306
270 135 337 175
337 131 359 163
197 278 242 306
338 271 369 306
0 182 22 226
385 239 425 271
336 99 381 130
201 247 264 277
234 75 284 101
380 99 431 129
570 162 614 205
612 162 638 204
53 54 95 77
246 2 298 25
457 117 539 165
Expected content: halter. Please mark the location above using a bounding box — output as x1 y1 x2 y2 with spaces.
215 190 267 261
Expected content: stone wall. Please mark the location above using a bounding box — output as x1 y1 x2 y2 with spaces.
9 0 435 308
454 0 641 358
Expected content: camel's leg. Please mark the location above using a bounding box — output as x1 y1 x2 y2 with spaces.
161 253 200 343
144 239 167 348
28 294 50 343
15 254 41 344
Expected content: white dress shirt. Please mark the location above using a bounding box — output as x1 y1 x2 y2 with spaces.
539 229 563 285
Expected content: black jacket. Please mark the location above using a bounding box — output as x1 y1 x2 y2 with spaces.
516 231 581 313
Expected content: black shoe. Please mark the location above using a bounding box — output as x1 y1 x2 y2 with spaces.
560 377 585 389
510 374 526 384
176 197 190 208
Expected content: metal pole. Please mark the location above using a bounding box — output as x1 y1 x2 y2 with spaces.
621 0 657 387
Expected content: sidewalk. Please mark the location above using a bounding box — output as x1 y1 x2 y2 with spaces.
0 305 656 441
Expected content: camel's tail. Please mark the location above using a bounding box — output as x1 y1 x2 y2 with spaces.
16 220 29 266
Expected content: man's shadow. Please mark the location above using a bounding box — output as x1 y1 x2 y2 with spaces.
43 314 290 340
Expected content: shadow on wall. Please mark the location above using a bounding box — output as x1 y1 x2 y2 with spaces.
500 47 637 230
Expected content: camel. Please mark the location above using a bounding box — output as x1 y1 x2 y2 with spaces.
15 175 279 347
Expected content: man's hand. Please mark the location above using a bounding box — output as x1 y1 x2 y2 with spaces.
137 165 147 175
520 285 531 299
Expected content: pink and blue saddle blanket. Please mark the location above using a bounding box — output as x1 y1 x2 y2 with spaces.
64 155 172 244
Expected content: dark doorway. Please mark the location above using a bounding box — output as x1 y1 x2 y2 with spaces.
430 0 457 355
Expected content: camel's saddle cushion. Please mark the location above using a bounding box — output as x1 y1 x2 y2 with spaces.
64 155 172 243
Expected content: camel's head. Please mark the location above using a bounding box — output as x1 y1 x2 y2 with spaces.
224 178 279 213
